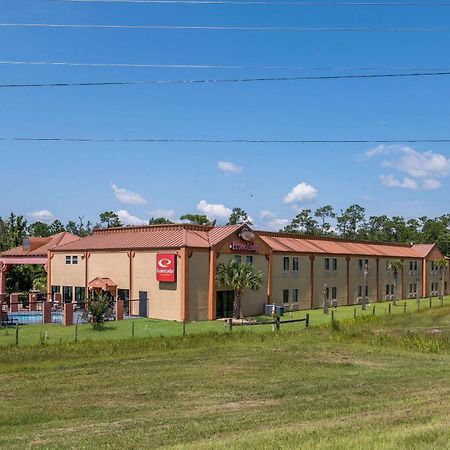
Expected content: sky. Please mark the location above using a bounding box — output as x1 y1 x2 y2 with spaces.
1 0 450 230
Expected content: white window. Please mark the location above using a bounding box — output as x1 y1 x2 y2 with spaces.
65 255 71 265
72 255 78 265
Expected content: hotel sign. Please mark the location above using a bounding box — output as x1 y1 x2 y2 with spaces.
156 253 177 282
229 227 259 253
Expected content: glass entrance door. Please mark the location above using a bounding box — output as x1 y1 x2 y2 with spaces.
216 291 234 319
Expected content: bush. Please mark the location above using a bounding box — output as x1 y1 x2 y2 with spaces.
83 294 113 330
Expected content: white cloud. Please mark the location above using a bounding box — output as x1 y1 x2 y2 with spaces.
27 209 55 223
116 210 147 226
422 178 441 190
197 200 232 220
380 175 418 190
367 145 450 190
283 182 318 205
147 209 176 219
218 161 243 174
259 210 289 231
111 183 147 205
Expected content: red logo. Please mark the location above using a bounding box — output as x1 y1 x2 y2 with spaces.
156 253 176 282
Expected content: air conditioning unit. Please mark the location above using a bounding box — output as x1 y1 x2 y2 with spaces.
356 297 363 304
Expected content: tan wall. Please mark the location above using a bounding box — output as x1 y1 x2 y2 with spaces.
426 261 448 296
188 251 210 321
216 253 268 316
313 256 347 308
51 252 86 290
348 257 377 304
88 252 130 290
133 251 181 321
271 254 311 310
402 259 422 299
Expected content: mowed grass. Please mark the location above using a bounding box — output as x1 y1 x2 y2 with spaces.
0 306 449 449
1 296 449 348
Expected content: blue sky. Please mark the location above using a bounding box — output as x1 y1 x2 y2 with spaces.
1 0 450 229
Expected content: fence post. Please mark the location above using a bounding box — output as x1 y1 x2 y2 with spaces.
276 316 280 331
372 306 376 315
418 298 420 311
15 324 19 346
388 303 392 315
131 321 135 338
305 313 309 328
354 308 357 319
182 319 186 337
429 297 432 309
331 310 335 322
74 320 78 342
404 302 407 313
228 318 233 332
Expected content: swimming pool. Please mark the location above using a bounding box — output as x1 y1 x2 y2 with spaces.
7 312 63 324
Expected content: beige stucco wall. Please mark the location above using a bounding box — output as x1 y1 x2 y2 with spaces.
313 256 347 308
51 252 86 290
188 251 209 321
88 252 130 290
133 251 181 321
348 257 377 304
426 260 448 296
216 253 268 316
271 254 311 310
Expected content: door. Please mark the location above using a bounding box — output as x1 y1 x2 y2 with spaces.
138 291 148 318
216 291 234 319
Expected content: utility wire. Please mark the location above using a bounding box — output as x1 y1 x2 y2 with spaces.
3 23 450 32
0 60 448 72
50 0 450 6
1 137 450 143
1 71 450 88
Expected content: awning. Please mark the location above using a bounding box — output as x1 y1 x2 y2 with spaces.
88 277 117 291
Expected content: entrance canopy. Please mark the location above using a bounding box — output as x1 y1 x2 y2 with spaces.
88 277 117 292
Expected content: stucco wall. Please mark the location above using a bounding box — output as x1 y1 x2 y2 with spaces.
133 251 181 321
313 256 347 308
51 252 86 289
188 251 209 321
271 254 311 310
348 257 377 304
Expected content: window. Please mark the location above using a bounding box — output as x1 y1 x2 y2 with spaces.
325 287 330 300
358 285 362 297
51 285 60 300
414 283 417 294
292 289 299 303
75 287 85 307
118 288 130 311
332 258 338 271
282 289 289 303
65 255 71 265
386 284 390 295
409 283 413 294
245 255 253 266
283 257 290 271
62 286 73 303
409 261 413 271
414 261 418 271
72 255 78 265
445 282 448 292
324 258 330 271
331 287 337 300
359 259 368 270
234 255 242 264
391 284 395 295
292 257 299 271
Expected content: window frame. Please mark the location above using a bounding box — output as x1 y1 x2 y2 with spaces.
282 289 289 304
283 257 290 271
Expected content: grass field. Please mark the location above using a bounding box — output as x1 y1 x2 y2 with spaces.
0 304 449 449
1 296 449 348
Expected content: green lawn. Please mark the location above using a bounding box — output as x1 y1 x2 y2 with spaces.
0 305 449 449
1 296 449 348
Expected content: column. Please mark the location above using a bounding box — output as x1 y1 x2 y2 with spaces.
42 301 52 324
346 256 350 305
29 293 38 312
63 303 73 326
208 250 216 320
116 299 124 321
179 248 189 322
309 255 315 309
10 293 19 312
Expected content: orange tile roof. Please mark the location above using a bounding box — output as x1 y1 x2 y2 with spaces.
411 244 436 258
1 232 80 257
50 224 437 260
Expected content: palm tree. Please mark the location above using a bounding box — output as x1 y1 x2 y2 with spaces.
215 259 264 319
388 259 403 306
434 259 448 301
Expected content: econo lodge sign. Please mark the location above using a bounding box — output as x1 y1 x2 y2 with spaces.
156 253 176 282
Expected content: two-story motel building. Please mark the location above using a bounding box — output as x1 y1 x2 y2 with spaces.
36 223 448 321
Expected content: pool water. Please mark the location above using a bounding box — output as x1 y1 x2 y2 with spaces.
7 312 63 324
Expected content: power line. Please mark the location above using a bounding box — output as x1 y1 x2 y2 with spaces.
2 71 450 88
1 137 450 143
0 60 448 72
51 0 450 6
3 23 450 32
